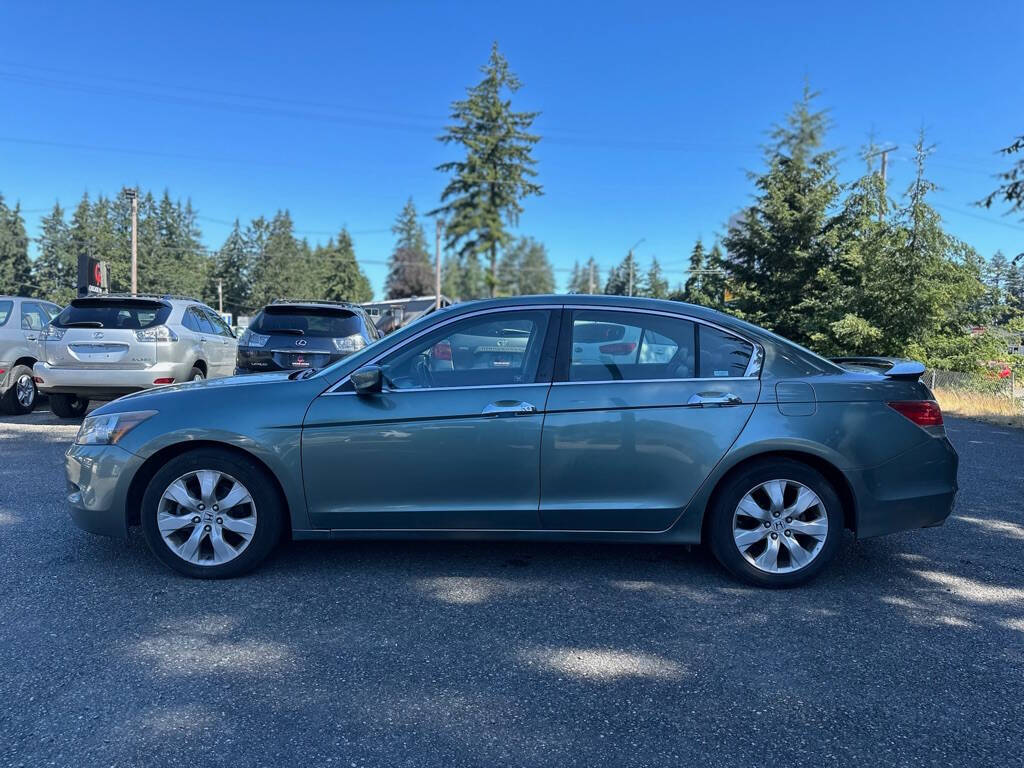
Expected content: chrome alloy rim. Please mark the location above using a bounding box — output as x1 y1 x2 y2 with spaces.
732 479 828 574
16 374 35 408
157 470 257 566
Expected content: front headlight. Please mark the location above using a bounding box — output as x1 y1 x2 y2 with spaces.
75 410 158 446
239 330 270 347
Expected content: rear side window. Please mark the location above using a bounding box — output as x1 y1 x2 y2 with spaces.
568 310 695 382
188 307 216 334
202 307 233 337
53 300 171 329
0 300 12 327
250 306 364 338
699 325 755 377
21 302 51 331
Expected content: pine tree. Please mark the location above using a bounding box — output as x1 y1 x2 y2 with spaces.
316 229 372 303
604 250 638 296
682 239 709 304
581 257 600 294
250 211 303 307
385 198 433 299
34 202 75 304
703 243 728 309
431 42 542 297
986 251 1010 306
208 221 251 317
723 84 842 342
496 237 554 295
0 195 31 295
567 261 583 293
980 135 1023 220
643 256 668 299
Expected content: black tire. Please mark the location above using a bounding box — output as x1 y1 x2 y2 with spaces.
140 448 284 579
188 366 205 382
49 393 90 419
0 365 37 415
707 458 844 588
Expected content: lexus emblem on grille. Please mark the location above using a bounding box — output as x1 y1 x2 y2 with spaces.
93 331 104 339
295 339 307 347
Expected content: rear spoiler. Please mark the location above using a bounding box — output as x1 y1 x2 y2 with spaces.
830 356 926 380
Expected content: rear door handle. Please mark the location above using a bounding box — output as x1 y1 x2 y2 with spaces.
687 392 742 406
482 400 538 416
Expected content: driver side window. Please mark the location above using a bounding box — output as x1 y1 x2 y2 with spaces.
380 310 551 390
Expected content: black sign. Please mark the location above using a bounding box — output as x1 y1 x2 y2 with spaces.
77 255 108 296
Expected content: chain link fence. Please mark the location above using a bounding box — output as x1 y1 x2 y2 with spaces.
925 366 1023 426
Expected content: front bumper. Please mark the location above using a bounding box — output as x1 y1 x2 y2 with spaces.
34 361 195 397
65 443 144 539
846 434 959 539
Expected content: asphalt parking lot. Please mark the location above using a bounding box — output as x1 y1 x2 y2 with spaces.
1 409 1022 768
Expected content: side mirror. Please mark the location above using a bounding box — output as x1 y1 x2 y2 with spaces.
350 364 384 395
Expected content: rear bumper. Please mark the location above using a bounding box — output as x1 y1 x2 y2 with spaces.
34 360 195 397
65 443 143 539
846 434 959 539
0 360 13 393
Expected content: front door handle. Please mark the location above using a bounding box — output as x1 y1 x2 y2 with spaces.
688 392 742 406
482 400 538 416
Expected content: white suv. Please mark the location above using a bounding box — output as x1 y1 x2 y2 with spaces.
34 294 237 418
0 296 62 415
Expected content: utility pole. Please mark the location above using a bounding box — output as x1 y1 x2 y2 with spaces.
123 187 139 294
588 260 596 294
435 218 443 310
217 279 223 314
865 146 898 222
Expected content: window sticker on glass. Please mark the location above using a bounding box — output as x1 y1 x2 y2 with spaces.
714 370 730 377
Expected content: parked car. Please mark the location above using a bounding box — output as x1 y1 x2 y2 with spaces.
234 300 380 374
63 294 957 586
0 296 62 414
34 294 237 418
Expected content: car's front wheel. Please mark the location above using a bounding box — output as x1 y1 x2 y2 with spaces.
140 449 284 578
708 458 843 588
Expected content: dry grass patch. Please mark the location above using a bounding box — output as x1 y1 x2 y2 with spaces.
933 387 1024 428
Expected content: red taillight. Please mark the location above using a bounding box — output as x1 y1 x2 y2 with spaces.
432 341 452 361
0 369 5 375
887 400 943 427
33 376 44 384
153 377 175 385
599 342 637 355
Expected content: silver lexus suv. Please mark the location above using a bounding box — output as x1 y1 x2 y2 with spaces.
0 296 62 414
34 294 238 418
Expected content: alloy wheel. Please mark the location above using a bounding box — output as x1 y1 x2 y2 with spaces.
157 470 257 566
16 374 35 409
732 479 828 574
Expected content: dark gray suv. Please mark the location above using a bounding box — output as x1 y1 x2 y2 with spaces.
235 300 380 375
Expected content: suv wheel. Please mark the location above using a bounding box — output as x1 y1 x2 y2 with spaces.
707 458 843 588
1 365 37 415
189 367 205 382
49 393 90 419
140 448 284 578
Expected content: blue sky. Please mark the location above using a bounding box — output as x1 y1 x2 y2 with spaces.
2 0 1022 299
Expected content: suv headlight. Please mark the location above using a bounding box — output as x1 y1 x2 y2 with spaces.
42 325 66 341
135 325 178 342
332 334 366 353
239 330 270 347
75 410 158 446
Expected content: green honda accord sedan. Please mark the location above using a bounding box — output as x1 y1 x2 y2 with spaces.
64 295 958 587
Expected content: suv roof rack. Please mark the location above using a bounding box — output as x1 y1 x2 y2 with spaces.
78 292 205 303
270 298 359 307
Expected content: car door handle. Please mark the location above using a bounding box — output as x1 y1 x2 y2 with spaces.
687 392 742 406
25 335 37 341
482 400 538 416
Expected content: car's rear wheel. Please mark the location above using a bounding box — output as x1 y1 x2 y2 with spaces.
1 365 37 415
708 458 843 588
49 393 90 419
189 367 205 382
140 448 284 578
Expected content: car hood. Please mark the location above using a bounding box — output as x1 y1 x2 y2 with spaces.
92 371 298 415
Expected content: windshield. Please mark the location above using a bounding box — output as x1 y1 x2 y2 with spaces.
53 299 171 330
250 306 364 338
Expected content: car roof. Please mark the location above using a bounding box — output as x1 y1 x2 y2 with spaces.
266 300 363 311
